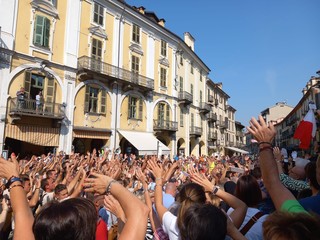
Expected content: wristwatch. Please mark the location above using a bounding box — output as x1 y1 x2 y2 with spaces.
212 186 220 195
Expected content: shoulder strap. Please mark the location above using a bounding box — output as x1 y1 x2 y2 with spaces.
240 211 264 235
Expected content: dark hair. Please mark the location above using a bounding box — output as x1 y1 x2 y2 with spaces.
19 174 30 184
263 211 320 240
176 183 206 232
251 167 262 179
54 184 67 195
40 178 49 190
235 175 262 207
33 198 97 240
180 203 227 240
304 162 320 190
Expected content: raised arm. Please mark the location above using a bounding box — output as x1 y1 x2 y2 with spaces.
247 115 304 212
84 173 149 240
189 168 247 228
0 158 35 240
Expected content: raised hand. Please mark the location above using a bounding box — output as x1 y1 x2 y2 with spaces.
84 172 113 195
247 115 276 143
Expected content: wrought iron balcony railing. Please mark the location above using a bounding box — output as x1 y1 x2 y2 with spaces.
178 91 193 105
9 97 65 119
190 126 202 136
153 119 178 132
207 112 217 122
78 56 154 90
199 102 211 113
208 131 217 140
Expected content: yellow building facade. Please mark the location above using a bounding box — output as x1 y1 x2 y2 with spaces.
0 0 239 157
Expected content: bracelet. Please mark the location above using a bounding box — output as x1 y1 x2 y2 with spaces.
9 184 23 192
259 146 273 153
5 176 22 189
106 180 117 194
258 142 272 147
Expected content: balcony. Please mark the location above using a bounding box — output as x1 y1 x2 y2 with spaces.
78 56 154 91
220 120 228 129
208 131 217 140
207 112 217 122
190 126 202 137
9 97 66 120
153 119 178 132
178 91 193 105
199 102 211 114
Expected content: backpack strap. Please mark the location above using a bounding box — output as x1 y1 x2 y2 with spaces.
240 211 264 235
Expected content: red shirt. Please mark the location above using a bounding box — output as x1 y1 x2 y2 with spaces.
96 218 108 240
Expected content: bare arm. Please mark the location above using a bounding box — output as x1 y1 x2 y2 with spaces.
247 116 297 210
0 158 35 240
84 173 149 240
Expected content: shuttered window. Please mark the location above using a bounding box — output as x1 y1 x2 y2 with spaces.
128 96 142 120
33 15 50 48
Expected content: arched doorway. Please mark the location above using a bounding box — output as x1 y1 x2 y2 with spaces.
177 138 185 156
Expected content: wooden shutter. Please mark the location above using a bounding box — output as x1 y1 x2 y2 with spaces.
166 104 170 121
100 89 106 114
45 77 55 113
84 86 90 112
34 15 44 46
24 71 31 98
138 98 143 120
44 17 50 47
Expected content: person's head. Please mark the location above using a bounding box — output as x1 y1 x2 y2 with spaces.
223 181 236 195
54 184 69 201
176 183 206 232
263 211 320 240
304 161 320 190
251 166 262 179
180 203 227 240
46 170 58 181
20 174 31 193
235 175 262 207
165 182 177 197
33 198 97 240
41 178 55 192
289 166 306 180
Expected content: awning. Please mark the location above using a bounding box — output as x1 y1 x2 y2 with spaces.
225 146 249 154
118 130 171 155
5 124 59 146
73 127 110 140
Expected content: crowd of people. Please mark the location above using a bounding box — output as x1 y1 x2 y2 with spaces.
0 116 320 240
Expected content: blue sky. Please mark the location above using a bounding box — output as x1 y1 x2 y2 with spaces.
126 0 320 126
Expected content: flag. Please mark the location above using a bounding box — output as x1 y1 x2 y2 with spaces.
293 109 317 149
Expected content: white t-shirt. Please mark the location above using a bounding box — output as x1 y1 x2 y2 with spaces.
162 211 180 240
227 207 268 240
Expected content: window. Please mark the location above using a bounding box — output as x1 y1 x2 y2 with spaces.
180 107 184 127
128 96 143 120
179 76 183 92
92 38 102 60
84 86 106 114
191 113 194 126
33 15 50 48
160 67 167 87
200 90 202 103
161 39 167 57
158 103 169 124
180 55 183 65
132 24 140 43
200 70 202 82
190 84 194 98
131 55 139 74
190 62 194 74
93 2 104 26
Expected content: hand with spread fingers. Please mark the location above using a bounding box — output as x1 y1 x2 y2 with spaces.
247 115 276 143
84 172 113 194
0 157 19 179
273 147 282 161
189 168 213 192
147 159 163 180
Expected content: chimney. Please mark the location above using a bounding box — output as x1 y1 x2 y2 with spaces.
184 32 195 51
158 18 165 27
137 6 145 14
